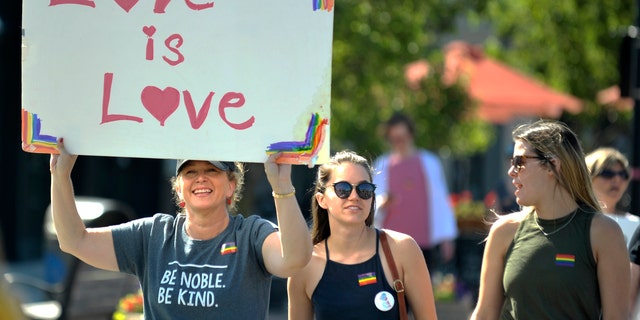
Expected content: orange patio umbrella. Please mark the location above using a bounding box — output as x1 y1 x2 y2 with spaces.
406 41 583 124
597 85 633 111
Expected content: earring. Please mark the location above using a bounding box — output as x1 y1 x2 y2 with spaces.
179 201 186 208
227 198 232 205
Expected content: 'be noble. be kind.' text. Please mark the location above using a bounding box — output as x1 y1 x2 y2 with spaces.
158 268 226 307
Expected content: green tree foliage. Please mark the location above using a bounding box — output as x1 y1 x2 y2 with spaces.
471 0 634 148
400 68 495 156
330 1 494 158
329 0 632 157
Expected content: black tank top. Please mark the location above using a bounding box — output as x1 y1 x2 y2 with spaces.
311 229 402 319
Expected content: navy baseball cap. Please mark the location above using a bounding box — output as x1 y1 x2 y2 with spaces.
176 159 236 175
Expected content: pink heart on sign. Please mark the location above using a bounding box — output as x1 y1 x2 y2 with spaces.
141 86 180 126
114 0 140 12
142 25 156 37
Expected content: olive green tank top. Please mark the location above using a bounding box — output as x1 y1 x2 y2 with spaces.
501 208 600 319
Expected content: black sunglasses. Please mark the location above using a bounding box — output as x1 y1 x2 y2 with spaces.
509 154 547 173
329 181 376 200
598 169 630 180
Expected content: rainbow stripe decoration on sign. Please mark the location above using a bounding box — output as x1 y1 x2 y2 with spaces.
266 112 328 166
21 109 59 154
358 272 377 286
555 254 575 267
312 0 334 11
220 242 237 255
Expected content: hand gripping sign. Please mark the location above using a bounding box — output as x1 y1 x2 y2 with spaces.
22 0 334 165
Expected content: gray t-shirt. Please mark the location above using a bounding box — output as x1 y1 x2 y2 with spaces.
112 213 277 319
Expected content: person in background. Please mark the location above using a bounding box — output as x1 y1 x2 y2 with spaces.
288 150 437 319
49 139 312 319
585 147 639 246
471 120 629 319
372 112 457 273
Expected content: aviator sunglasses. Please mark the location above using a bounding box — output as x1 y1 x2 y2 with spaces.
329 181 376 200
598 169 630 180
510 154 547 173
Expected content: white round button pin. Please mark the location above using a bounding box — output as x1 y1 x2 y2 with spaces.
374 291 395 312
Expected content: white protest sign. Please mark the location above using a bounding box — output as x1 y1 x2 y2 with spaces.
22 0 333 165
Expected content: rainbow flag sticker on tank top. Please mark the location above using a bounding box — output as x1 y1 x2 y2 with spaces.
358 272 377 286
220 242 237 255
555 254 575 267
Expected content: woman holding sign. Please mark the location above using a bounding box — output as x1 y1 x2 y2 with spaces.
287 150 437 319
49 139 312 319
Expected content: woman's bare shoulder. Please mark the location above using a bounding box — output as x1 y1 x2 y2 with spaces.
492 211 526 226
590 212 626 242
487 211 526 241
379 228 418 247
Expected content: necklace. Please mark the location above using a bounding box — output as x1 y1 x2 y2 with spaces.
534 208 579 237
